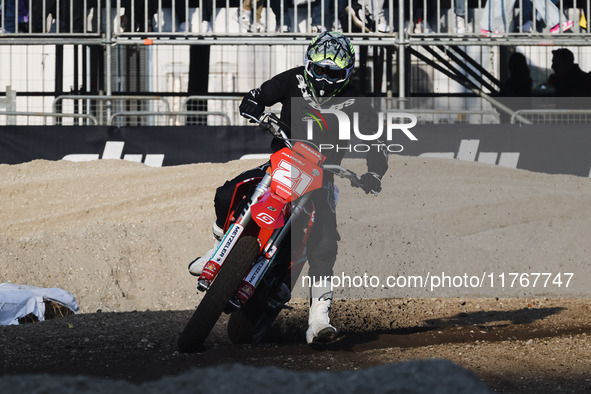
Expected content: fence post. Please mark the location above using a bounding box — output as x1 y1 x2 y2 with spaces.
1 86 18 125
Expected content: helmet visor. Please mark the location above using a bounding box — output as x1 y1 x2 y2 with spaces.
307 61 348 83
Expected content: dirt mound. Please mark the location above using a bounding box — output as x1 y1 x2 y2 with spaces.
2 157 590 312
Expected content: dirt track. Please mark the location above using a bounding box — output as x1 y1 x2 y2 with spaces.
1 158 591 393
1 297 591 393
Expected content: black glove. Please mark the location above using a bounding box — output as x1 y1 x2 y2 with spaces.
239 88 265 122
359 172 382 194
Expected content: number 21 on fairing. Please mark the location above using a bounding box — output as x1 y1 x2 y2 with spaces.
272 159 313 196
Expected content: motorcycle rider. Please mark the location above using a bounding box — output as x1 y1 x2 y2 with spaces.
188 31 388 344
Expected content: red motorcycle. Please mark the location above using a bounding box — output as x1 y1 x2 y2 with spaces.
177 112 365 352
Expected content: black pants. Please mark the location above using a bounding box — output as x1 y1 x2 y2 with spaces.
160 0 212 22
30 0 85 33
213 163 340 281
121 0 158 32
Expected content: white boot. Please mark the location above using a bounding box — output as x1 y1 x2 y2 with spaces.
188 223 224 276
455 15 466 35
233 9 251 32
306 292 338 344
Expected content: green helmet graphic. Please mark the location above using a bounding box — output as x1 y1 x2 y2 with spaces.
304 31 355 103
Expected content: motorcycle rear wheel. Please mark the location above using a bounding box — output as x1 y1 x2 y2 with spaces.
177 236 260 353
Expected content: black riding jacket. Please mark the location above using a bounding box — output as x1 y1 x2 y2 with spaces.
252 66 389 178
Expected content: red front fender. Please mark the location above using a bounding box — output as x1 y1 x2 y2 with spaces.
251 190 288 229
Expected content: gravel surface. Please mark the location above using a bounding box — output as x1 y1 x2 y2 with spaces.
1 157 591 393
1 298 590 393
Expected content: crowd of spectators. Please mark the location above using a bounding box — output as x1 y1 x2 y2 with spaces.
0 1 587 35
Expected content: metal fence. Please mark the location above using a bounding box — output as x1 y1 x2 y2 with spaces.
5 93 591 126
0 86 16 124
511 109 591 124
2 1 591 126
0 111 98 125
389 108 500 124
52 94 171 125
1 1 590 41
108 110 232 125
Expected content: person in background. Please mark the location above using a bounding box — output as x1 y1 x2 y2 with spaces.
29 0 85 33
235 0 266 32
1 0 28 33
547 48 591 97
501 51 533 96
344 0 383 33
454 0 467 34
481 0 573 35
408 0 467 34
311 0 329 32
121 0 157 32
158 0 212 33
520 0 574 33
270 0 290 32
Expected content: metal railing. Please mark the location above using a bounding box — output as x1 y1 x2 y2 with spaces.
52 95 171 125
6 98 591 126
182 95 241 124
387 108 501 125
0 86 17 124
181 95 285 125
0 111 98 125
511 109 591 124
1 1 589 130
1 0 589 44
108 110 232 126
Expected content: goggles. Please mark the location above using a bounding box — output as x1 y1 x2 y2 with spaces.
308 62 347 83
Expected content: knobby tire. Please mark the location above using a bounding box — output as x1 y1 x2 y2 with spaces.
177 236 260 353
227 308 256 344
227 240 293 345
227 281 272 344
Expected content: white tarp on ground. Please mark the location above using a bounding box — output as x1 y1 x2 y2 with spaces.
0 283 79 325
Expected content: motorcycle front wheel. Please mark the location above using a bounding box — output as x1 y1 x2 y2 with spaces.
227 308 256 344
177 236 260 353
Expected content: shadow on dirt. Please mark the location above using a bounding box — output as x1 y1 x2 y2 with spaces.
267 305 573 352
425 306 565 327
1 302 588 385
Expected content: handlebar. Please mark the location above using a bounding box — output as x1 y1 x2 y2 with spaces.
241 112 293 149
321 164 361 187
322 164 378 196
242 112 377 196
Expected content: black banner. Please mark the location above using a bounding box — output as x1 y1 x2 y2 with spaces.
0 124 590 178
0 126 271 166
396 124 591 178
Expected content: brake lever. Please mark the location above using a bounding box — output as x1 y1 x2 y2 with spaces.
241 112 291 148
241 112 260 124
345 171 379 196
